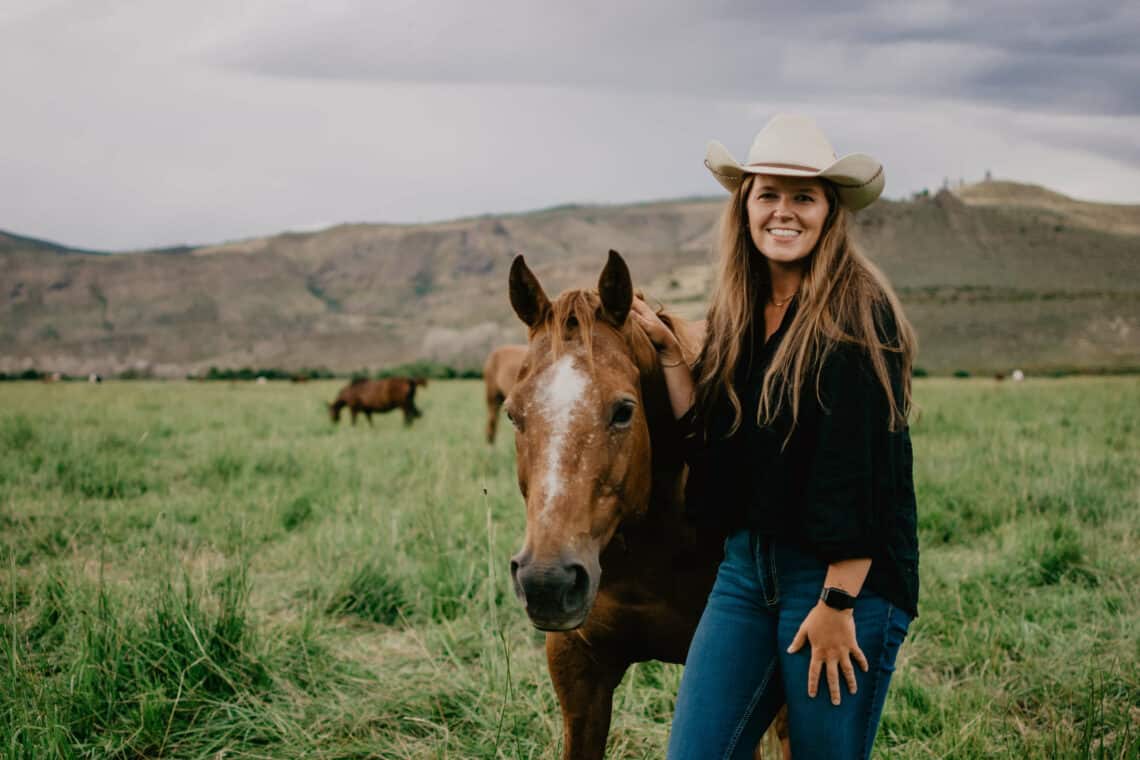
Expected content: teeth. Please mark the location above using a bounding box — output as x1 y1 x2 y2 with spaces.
768 229 800 238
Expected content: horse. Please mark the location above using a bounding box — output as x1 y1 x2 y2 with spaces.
483 344 527 444
328 377 426 427
505 250 788 759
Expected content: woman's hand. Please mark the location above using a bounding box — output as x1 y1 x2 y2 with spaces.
787 603 869 706
631 298 682 362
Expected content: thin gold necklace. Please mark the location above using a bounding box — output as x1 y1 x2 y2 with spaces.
769 292 795 308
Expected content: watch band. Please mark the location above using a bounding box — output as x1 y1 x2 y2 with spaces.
819 586 857 611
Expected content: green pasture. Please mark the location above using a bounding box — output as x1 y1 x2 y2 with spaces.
1 378 1137 758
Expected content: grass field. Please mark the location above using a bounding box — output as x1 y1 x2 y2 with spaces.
2 378 1138 759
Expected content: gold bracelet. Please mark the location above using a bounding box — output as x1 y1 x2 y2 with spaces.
660 357 685 368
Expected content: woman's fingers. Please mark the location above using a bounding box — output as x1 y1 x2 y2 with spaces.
853 644 869 673
630 298 658 322
631 301 676 350
786 627 807 654
841 656 858 695
806 655 822 698
826 660 841 705
632 313 663 343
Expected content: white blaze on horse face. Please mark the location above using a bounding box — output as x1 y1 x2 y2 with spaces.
535 354 590 520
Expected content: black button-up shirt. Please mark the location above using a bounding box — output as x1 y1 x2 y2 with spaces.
679 298 920 617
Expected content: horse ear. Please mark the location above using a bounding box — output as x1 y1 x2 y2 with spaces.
598 249 633 326
509 254 550 328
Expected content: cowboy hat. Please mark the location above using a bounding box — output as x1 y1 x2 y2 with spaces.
704 114 884 210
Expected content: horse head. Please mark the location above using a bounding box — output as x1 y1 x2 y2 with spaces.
506 250 685 631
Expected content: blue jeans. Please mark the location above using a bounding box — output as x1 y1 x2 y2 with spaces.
668 529 910 760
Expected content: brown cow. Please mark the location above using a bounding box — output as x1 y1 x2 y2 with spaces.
328 377 426 427
483 344 528 444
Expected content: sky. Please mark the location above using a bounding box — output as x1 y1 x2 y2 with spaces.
2 0 1139 250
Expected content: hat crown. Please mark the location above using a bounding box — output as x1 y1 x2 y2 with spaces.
745 114 837 172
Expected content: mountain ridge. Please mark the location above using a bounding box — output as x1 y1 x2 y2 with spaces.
2 181 1137 377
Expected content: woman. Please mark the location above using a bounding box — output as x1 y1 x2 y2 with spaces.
632 114 919 759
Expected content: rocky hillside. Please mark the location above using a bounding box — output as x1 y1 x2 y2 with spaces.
2 182 1137 376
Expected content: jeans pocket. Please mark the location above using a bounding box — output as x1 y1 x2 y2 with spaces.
876 607 912 675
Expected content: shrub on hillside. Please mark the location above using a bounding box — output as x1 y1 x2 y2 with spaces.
0 369 44 381
375 361 481 380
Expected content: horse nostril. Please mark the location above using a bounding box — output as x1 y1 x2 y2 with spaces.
509 555 527 601
561 563 591 613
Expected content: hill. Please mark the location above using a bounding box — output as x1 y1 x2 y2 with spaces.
1 181 1137 376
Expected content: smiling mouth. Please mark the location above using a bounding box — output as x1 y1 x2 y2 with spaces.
766 228 802 239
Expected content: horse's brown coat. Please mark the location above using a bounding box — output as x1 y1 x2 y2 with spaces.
328 377 425 426
506 251 788 760
483 344 527 443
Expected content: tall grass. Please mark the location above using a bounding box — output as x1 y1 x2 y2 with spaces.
1 378 1137 758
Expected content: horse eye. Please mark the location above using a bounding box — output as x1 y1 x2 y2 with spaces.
610 400 636 429
506 409 523 431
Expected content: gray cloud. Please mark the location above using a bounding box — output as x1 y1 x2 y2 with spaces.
213 0 1140 114
1 0 1139 249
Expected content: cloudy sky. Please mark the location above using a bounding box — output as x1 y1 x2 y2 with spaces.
2 0 1138 250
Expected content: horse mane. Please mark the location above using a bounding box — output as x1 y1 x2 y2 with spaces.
545 289 697 379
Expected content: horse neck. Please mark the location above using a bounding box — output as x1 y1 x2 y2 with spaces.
641 366 687 521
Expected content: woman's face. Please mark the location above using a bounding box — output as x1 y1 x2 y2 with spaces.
745 174 831 266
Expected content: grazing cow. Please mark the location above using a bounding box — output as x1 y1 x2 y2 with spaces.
483 344 528 444
328 377 426 427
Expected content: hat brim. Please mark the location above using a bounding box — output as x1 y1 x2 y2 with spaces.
704 140 884 211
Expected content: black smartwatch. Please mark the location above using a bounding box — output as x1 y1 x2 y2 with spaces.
819 586 857 611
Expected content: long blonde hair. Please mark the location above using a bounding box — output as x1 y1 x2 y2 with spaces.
694 174 916 435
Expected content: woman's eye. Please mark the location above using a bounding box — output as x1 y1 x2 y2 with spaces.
610 401 635 429
796 194 814 203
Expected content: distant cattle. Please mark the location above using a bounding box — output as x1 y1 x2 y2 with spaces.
329 377 427 427
483 344 527 444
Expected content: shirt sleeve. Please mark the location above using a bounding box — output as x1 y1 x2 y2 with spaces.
675 406 705 464
801 343 888 562
678 405 748 524
678 407 715 519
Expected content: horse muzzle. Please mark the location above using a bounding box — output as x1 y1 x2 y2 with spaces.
510 549 599 631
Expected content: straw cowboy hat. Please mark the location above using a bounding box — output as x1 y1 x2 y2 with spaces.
704 114 884 210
